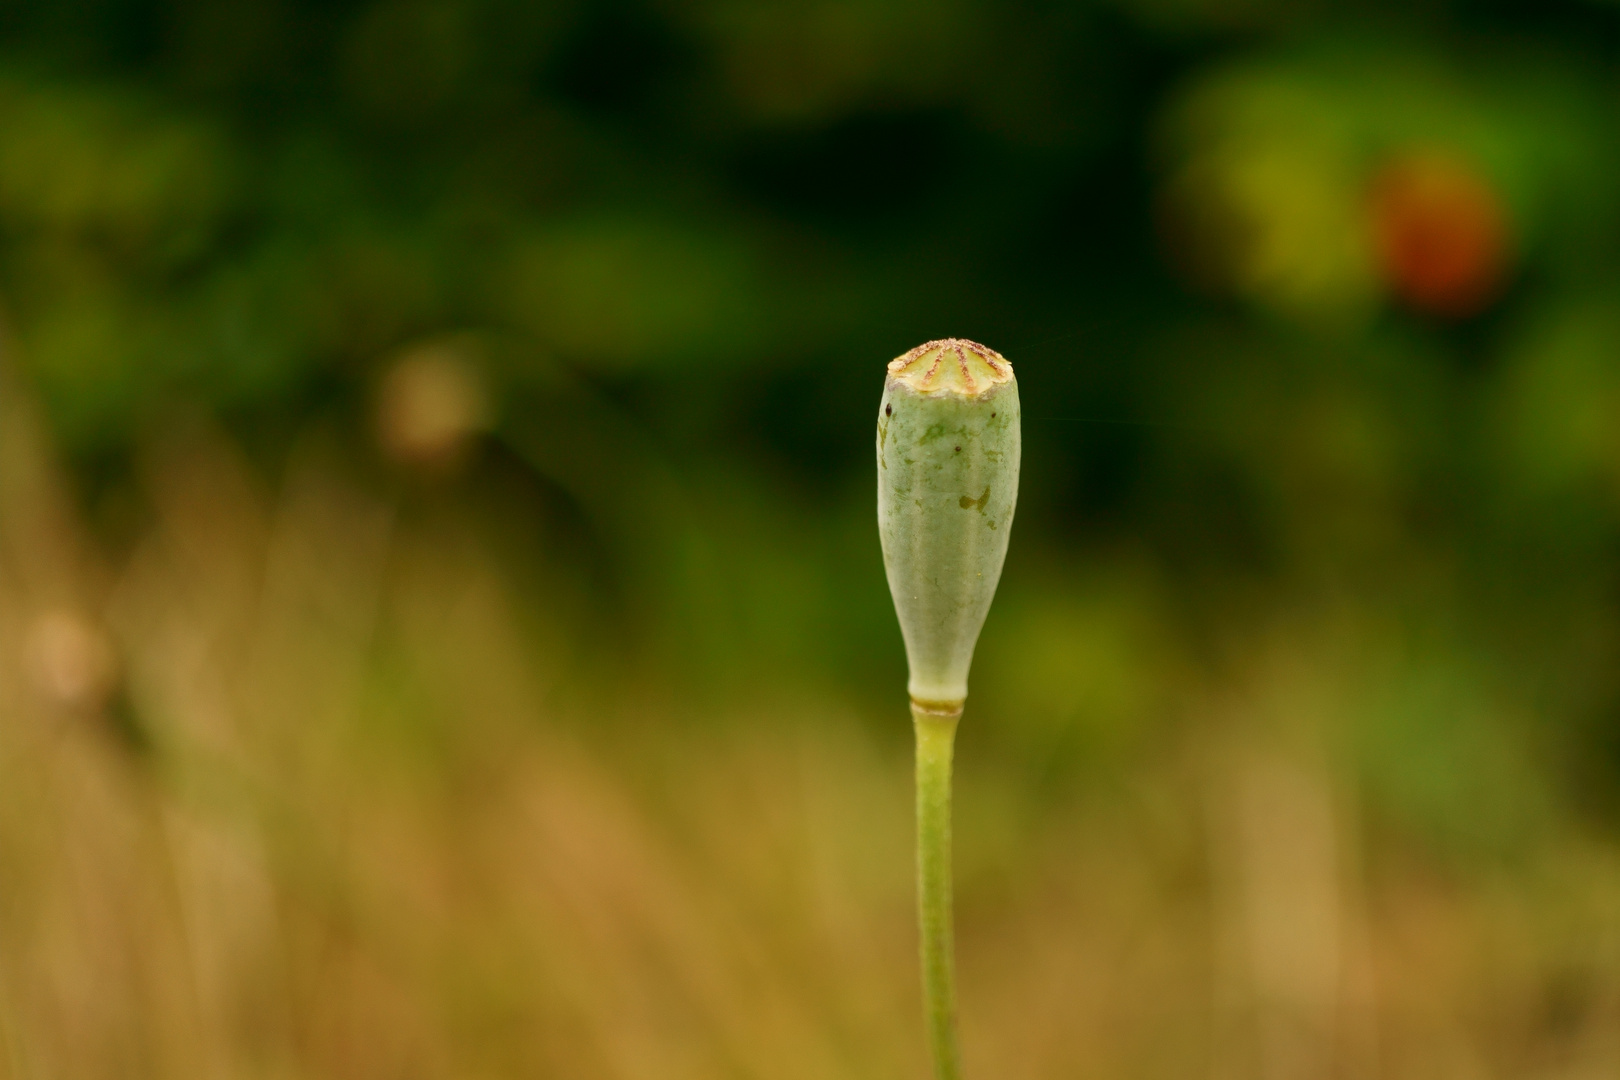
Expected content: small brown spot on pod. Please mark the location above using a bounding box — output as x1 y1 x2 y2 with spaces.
954 446 961 452
959 486 991 512
885 404 892 415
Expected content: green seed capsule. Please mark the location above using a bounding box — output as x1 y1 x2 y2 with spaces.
877 339 1021 712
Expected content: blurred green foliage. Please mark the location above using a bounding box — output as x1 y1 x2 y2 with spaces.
8 0 1620 862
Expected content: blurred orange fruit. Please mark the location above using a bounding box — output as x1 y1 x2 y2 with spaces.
1368 152 1512 318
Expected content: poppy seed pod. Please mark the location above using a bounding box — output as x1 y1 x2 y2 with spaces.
878 339 1021 712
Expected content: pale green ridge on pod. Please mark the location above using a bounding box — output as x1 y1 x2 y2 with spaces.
878 339 1021 710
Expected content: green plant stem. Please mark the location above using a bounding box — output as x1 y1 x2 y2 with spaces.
914 707 963 1080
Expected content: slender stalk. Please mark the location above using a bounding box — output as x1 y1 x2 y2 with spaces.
914 706 962 1080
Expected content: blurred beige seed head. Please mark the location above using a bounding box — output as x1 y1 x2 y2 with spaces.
376 340 491 469
23 609 119 712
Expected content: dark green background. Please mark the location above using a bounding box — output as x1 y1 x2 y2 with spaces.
8 0 1620 856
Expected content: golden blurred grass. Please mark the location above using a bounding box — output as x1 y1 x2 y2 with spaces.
3 363 1620 1080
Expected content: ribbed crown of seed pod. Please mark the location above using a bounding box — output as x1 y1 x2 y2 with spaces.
877 339 1021 712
